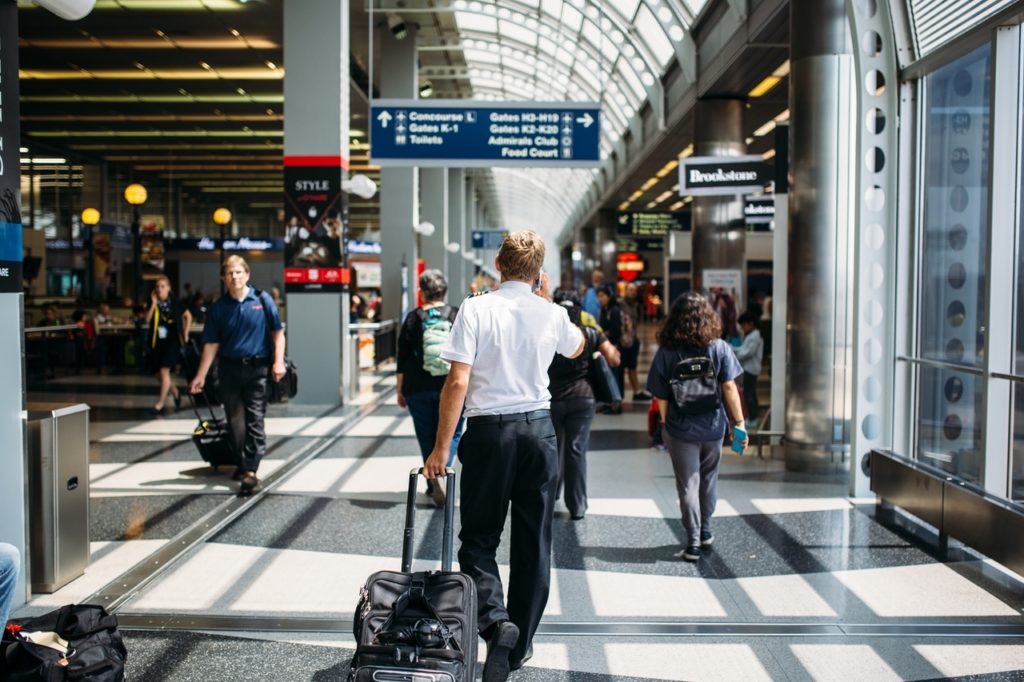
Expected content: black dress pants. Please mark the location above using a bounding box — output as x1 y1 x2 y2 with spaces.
550 397 596 518
219 359 269 473
457 411 558 664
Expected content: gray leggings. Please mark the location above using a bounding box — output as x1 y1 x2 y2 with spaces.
663 431 722 546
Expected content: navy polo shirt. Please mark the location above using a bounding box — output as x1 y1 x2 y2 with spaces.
203 287 283 359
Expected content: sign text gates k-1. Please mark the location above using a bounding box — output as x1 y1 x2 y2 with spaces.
371 100 601 167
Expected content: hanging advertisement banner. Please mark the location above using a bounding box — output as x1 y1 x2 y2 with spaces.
139 232 165 276
0 4 23 294
283 159 345 292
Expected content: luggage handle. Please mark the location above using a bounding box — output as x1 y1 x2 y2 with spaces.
402 467 456 573
186 389 218 424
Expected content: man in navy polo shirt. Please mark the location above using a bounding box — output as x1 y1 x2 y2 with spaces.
190 255 286 494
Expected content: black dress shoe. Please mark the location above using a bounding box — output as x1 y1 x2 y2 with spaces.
483 621 519 682
510 645 533 671
231 466 245 481
239 472 259 495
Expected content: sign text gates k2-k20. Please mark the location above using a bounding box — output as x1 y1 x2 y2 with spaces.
370 100 601 168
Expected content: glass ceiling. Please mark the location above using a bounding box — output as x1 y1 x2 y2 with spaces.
442 0 706 239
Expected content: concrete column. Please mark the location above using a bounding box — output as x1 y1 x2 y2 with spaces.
784 0 855 469
691 99 747 301
379 24 419 321
419 168 447 275
447 169 466 300
0 0 28 607
283 0 349 405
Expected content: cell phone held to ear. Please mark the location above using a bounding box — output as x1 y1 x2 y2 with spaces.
533 268 545 292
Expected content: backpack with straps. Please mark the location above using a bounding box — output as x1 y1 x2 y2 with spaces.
417 306 452 377
669 347 721 416
1 604 127 681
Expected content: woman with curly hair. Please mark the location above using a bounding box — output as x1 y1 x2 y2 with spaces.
645 292 747 561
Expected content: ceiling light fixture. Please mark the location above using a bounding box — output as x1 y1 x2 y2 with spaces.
387 13 408 40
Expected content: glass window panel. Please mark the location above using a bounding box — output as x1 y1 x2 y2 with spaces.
556 47 575 67
685 0 709 14
582 19 602 48
455 11 498 33
915 366 984 484
575 62 602 93
561 4 583 31
608 0 640 20
600 36 620 62
616 57 645 101
541 0 563 21
464 48 501 64
538 36 557 55
635 4 676 68
918 43 991 369
498 20 537 46
518 0 540 7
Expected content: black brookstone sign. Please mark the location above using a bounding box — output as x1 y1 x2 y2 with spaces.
679 155 770 197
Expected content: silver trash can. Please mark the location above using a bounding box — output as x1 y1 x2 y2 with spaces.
25 402 90 593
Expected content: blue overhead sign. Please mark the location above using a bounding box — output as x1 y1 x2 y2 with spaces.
471 230 509 249
370 100 601 168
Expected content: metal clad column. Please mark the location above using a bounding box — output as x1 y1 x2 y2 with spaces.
0 0 29 607
785 0 856 469
419 169 448 275
692 99 747 302
283 0 349 404
447 169 466 299
379 24 419 322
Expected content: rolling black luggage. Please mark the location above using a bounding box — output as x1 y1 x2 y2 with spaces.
349 468 478 682
186 391 236 469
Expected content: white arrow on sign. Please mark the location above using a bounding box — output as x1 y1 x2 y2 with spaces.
377 111 393 128
575 112 594 128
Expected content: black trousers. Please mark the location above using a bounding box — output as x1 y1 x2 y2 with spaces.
743 370 760 421
219 360 269 473
551 397 596 518
457 411 558 664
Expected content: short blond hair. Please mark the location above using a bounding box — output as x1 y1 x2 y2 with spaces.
221 254 250 275
496 230 545 282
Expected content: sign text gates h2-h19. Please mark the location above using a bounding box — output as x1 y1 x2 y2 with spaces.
370 100 601 168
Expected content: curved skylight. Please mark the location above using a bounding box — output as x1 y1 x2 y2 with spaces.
435 0 698 244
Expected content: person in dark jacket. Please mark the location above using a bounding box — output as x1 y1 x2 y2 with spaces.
596 284 625 414
146 275 191 415
397 269 464 507
547 290 620 520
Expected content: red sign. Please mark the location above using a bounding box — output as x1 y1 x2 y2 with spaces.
284 267 350 285
616 252 645 282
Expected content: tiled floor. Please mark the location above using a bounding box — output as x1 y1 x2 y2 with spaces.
15 336 1024 681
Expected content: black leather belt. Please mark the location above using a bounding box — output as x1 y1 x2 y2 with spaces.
467 409 550 426
222 356 269 366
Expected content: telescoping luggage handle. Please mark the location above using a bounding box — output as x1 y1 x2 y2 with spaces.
402 467 456 574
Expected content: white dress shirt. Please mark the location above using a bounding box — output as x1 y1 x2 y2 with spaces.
441 281 583 417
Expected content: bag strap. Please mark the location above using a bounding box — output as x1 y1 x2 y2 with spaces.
376 573 460 652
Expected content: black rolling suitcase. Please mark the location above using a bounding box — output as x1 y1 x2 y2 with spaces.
187 391 236 469
349 468 478 682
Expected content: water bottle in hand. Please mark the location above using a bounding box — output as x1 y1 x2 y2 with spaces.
731 425 747 454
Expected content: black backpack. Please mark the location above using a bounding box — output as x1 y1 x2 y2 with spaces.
1 604 127 681
669 347 722 416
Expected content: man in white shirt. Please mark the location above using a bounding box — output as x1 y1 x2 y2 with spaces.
424 230 584 682
734 312 764 422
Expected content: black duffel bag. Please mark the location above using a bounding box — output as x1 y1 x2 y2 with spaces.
267 358 298 403
1 604 127 681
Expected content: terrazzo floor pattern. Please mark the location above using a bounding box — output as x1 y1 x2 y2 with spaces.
17 353 1024 680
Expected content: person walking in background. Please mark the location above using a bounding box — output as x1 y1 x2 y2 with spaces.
548 290 620 521
396 269 464 507
734 312 764 424
423 231 584 681
146 275 191 415
581 269 603 321
646 293 747 562
619 282 651 401
596 284 625 413
190 255 286 495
